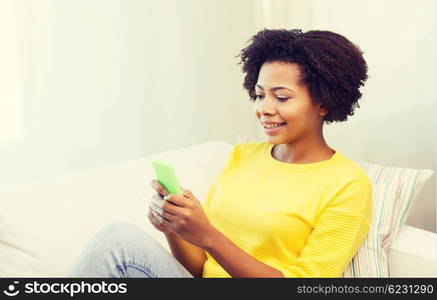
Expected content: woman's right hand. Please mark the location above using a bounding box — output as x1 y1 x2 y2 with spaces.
148 180 174 235
147 204 174 235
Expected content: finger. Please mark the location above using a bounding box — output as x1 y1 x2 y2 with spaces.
149 208 172 229
164 194 189 207
148 208 161 226
151 209 164 223
148 206 159 221
161 217 175 231
150 201 163 215
151 200 186 225
152 207 173 223
151 194 185 218
151 201 178 218
161 210 177 222
182 189 194 199
161 200 185 216
151 179 168 196
150 194 165 209
151 202 174 220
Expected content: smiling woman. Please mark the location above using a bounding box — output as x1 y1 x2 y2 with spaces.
68 28 373 279
237 29 369 164
197 29 373 277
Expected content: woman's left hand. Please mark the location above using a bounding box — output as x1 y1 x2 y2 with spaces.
153 188 215 249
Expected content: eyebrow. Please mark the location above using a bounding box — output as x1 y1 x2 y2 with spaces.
255 84 295 92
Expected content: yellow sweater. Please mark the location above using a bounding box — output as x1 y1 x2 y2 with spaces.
201 142 373 278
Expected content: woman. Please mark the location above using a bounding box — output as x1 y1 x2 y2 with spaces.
68 29 373 278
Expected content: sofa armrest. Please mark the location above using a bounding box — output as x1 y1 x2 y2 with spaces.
388 224 437 277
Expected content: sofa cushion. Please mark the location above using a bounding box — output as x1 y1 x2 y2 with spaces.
342 162 433 277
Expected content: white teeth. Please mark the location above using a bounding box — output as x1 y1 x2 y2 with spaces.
264 122 286 129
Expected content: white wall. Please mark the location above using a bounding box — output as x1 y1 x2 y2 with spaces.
0 0 257 186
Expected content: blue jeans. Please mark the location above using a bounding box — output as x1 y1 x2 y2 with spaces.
68 221 193 278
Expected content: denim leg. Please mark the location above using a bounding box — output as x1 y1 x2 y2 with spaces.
67 221 193 278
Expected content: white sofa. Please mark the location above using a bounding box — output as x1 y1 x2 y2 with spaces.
0 140 435 277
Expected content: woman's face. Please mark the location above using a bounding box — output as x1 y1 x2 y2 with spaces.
254 61 327 145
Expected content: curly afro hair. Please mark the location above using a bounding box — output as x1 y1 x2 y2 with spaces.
236 29 369 124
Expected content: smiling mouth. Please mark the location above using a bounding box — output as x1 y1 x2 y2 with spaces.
263 122 287 129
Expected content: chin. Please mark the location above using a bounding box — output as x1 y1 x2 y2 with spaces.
266 136 284 144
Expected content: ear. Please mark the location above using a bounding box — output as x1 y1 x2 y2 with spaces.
318 105 328 117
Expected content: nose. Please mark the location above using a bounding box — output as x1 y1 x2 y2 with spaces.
256 95 276 116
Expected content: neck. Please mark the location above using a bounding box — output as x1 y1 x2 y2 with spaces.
273 133 334 164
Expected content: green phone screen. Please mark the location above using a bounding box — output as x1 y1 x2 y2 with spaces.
152 160 183 195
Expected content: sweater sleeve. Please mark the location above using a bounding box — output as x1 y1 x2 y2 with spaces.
279 177 373 278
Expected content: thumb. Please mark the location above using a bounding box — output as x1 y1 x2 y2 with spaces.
182 189 194 199
179 185 187 197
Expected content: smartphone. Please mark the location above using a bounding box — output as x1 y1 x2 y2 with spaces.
152 160 183 195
